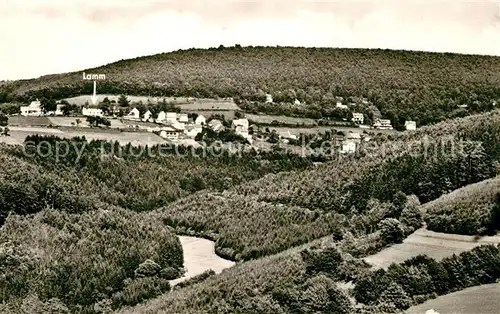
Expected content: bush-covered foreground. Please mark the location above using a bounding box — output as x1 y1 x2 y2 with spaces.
0 208 183 312
424 176 500 236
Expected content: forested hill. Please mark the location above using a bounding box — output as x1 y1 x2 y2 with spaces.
3 46 500 125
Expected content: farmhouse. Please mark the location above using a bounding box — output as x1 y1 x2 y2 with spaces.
55 104 65 116
125 108 140 120
20 100 43 117
265 94 273 103
340 140 356 154
178 113 189 123
195 114 206 125
232 119 249 136
208 119 225 132
166 112 177 124
336 102 348 109
184 124 202 138
373 118 393 130
142 110 152 122
82 107 103 117
156 111 166 123
405 120 417 131
159 127 181 140
352 112 364 124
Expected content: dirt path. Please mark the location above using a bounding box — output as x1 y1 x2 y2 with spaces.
169 236 235 286
363 229 500 270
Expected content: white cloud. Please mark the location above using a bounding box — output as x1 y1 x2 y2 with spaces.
1 0 500 80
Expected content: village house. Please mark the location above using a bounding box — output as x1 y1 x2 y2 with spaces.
195 114 206 125
336 102 348 109
125 108 140 120
184 124 202 138
82 107 103 117
208 119 225 132
352 113 364 124
178 113 189 123
231 118 249 137
294 99 301 105
166 112 177 124
373 118 393 130
265 94 273 103
156 111 166 123
340 140 357 154
171 120 186 131
159 127 182 140
55 104 65 116
142 110 153 122
20 100 43 117
405 120 417 131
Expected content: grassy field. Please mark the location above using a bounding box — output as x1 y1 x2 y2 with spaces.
406 283 500 314
0 127 166 146
363 228 500 270
177 98 240 111
246 113 320 126
63 95 193 106
168 236 235 287
7 116 52 126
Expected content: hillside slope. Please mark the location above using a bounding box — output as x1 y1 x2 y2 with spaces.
424 176 500 235
2 46 500 127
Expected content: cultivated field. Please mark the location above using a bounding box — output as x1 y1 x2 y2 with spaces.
48 116 127 128
406 283 500 314
364 228 500 270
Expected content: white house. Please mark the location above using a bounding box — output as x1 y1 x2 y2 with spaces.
178 113 189 123
159 127 181 140
55 104 65 116
231 119 249 136
171 120 185 131
82 107 103 117
208 119 225 132
195 114 206 125
405 120 417 131
142 110 152 122
184 125 202 138
265 94 273 103
166 112 177 124
352 113 364 124
294 99 301 105
336 102 348 110
20 100 43 117
373 118 393 130
125 108 140 120
340 140 356 154
156 111 166 123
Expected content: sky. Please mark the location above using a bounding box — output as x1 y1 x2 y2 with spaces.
1 0 500 80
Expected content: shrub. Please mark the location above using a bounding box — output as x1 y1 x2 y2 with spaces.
111 277 170 308
379 282 411 310
134 259 161 278
378 218 405 245
159 267 182 280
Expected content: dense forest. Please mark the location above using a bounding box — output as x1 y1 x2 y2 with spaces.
2 46 500 128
